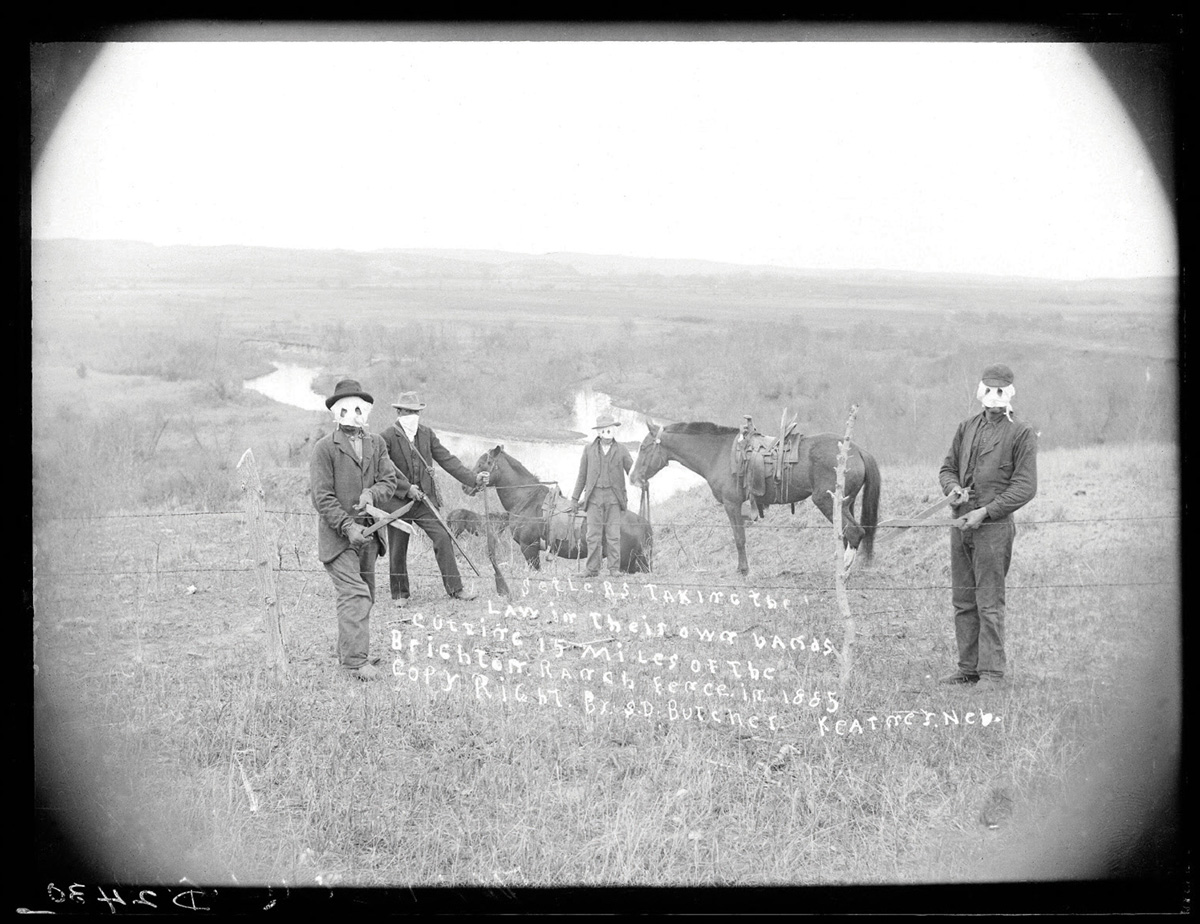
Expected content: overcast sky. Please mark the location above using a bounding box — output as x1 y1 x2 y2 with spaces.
31 35 1177 280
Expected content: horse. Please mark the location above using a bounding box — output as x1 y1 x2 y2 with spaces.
464 445 652 573
629 420 880 576
446 507 511 539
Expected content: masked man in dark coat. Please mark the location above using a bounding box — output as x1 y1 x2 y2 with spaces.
378 391 491 604
310 379 399 681
937 363 1038 689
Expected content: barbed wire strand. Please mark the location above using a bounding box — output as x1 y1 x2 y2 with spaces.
36 509 1180 526
32 562 1176 593
32 501 1177 594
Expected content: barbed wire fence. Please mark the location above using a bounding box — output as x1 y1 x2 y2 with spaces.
33 422 1179 684
32 510 1178 586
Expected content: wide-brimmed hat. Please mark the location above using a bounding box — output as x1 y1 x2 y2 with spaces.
981 364 1015 387
325 378 374 409
391 391 427 411
593 414 621 430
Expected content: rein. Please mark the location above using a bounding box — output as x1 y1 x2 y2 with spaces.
639 482 653 570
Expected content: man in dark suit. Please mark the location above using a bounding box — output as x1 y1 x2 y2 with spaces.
570 414 634 578
309 379 399 681
379 391 490 604
937 363 1038 689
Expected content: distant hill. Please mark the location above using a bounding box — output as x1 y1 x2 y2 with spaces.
30 238 1177 310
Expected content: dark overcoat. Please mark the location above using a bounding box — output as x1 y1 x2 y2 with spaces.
380 422 477 508
310 428 399 563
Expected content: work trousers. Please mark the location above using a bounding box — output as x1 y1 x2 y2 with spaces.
385 500 464 598
949 518 1016 679
323 542 379 669
585 487 623 574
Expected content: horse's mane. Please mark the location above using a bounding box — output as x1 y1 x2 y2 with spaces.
665 421 740 437
496 448 541 481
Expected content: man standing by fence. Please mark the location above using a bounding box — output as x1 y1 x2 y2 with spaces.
310 379 398 682
379 391 490 605
570 414 634 577
937 363 1038 689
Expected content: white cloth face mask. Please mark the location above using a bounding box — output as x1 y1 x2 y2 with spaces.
397 413 420 441
976 382 1015 418
330 396 372 430
598 427 616 441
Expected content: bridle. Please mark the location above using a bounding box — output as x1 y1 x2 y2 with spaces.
471 446 559 494
637 424 668 481
465 448 499 497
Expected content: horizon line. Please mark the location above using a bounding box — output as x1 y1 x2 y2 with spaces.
30 236 1179 286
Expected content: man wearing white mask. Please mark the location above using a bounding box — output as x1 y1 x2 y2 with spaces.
570 414 634 578
937 363 1038 688
310 379 399 681
379 391 490 604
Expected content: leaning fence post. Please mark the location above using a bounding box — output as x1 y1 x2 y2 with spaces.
237 448 289 677
831 404 859 686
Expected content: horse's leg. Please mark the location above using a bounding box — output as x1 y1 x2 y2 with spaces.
841 497 865 571
811 483 862 571
723 500 750 576
515 526 542 570
840 467 867 558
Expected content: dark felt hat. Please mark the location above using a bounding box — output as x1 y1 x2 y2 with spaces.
981 364 1014 387
325 378 374 409
593 414 621 429
391 391 428 411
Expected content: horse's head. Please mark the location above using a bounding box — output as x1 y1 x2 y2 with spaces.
630 421 668 488
464 444 505 496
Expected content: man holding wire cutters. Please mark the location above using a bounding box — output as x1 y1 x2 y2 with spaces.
937 363 1038 689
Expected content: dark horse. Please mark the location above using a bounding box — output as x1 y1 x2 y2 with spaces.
465 445 652 573
446 507 511 539
629 421 880 576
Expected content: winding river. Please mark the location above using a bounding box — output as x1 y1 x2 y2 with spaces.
246 363 705 501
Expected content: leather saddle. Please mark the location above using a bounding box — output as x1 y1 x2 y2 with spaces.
731 411 804 512
541 483 586 554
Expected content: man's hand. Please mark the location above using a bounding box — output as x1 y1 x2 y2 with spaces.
345 522 368 550
408 485 427 503
948 485 971 505
957 507 989 531
475 471 490 486
568 498 579 514
354 490 373 512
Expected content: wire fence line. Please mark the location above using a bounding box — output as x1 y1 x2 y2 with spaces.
31 562 1177 594
35 509 1181 527
33 502 1178 591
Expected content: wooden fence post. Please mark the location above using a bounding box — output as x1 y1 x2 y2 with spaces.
237 448 289 677
831 405 859 686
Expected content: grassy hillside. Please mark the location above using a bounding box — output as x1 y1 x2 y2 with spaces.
27 242 1181 903
30 436 1178 893
31 241 1176 519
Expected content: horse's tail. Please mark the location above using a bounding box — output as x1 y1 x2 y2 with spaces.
859 449 881 564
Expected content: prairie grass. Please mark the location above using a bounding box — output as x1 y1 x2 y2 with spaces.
31 434 1179 889
30 271 1180 899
